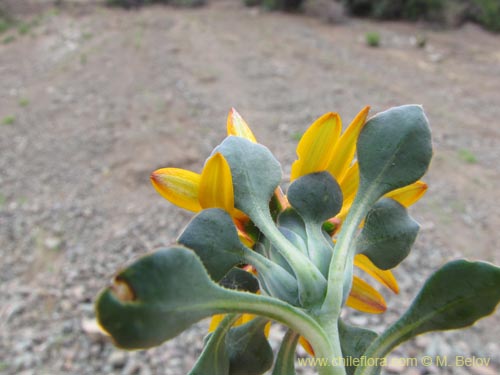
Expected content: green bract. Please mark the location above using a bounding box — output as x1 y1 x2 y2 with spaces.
95 105 500 375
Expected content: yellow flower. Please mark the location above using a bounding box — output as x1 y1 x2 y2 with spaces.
150 149 252 245
153 108 427 354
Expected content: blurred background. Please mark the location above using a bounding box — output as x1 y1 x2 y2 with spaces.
1 0 499 374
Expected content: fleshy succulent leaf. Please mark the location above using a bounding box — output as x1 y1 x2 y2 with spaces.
287 171 343 224
356 260 500 375
277 208 307 243
338 320 378 375
287 172 341 276
214 136 282 217
96 246 333 358
356 105 432 201
96 247 229 349
279 227 308 255
357 198 419 270
227 318 274 375
189 315 240 375
177 208 244 281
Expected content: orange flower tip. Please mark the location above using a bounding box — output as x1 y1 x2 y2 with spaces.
323 112 340 122
150 171 159 182
150 170 167 184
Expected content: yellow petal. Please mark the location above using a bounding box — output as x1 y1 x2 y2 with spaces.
326 106 370 181
227 108 257 143
264 321 271 337
385 181 428 208
150 168 202 212
208 313 257 333
299 336 315 356
199 153 235 212
290 112 341 181
239 313 257 325
354 254 399 294
346 276 387 314
336 162 360 222
208 314 225 332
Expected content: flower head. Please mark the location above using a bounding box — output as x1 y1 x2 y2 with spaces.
150 107 428 355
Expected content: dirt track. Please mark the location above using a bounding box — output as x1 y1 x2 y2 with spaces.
1 1 499 374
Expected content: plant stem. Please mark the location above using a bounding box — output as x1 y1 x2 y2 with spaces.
314 184 381 375
321 202 363 315
251 207 327 308
218 291 344 375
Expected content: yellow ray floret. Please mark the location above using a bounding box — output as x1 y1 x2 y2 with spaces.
354 254 399 294
199 152 235 213
346 276 387 314
150 168 202 212
291 112 341 181
227 108 257 143
336 162 360 223
326 106 370 181
299 336 315 356
385 181 428 207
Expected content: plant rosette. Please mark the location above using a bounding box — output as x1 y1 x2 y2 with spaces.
95 105 500 375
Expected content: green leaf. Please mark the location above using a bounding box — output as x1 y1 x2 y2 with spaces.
189 315 240 375
357 198 419 270
96 246 333 358
357 105 432 199
279 227 308 256
96 246 226 349
338 320 377 375
191 315 273 375
272 329 299 375
177 208 244 281
392 260 500 339
227 318 274 375
287 171 343 223
242 245 300 306
356 260 500 375
255 238 294 275
215 136 282 216
287 172 341 276
178 209 299 305
278 209 307 243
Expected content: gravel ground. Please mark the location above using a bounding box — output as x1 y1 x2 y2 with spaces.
1 1 499 374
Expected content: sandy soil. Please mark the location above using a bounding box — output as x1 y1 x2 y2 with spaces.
1 1 499 374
